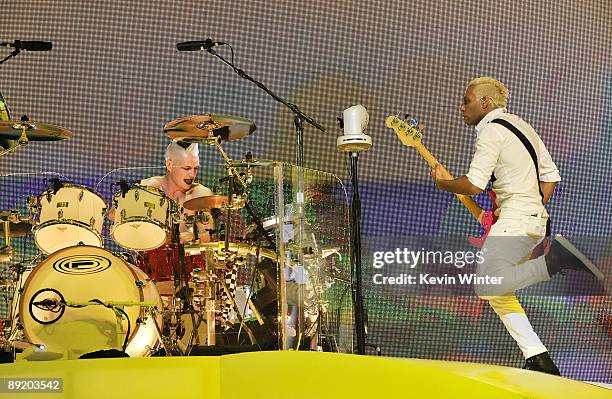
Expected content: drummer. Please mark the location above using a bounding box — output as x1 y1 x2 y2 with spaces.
140 141 214 243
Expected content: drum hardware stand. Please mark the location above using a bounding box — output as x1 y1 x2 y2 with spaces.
0 210 28 262
171 221 200 354
148 307 172 356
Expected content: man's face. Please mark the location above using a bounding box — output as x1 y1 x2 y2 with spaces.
459 86 487 126
166 154 200 192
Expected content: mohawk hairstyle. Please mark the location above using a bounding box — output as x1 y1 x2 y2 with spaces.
468 77 510 108
165 140 199 161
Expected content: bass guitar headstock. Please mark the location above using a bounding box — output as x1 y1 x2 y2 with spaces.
385 115 426 148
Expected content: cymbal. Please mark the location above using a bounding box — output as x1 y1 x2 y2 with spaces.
0 121 73 141
164 114 256 142
183 195 229 211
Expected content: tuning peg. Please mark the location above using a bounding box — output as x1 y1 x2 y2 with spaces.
417 122 426 132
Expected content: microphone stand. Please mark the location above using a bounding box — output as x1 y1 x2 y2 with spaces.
0 48 20 65
203 44 325 350
0 49 19 151
204 46 326 138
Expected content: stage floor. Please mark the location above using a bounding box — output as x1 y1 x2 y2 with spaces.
0 351 610 399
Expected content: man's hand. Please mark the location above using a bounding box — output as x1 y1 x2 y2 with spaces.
430 163 448 187
431 163 483 195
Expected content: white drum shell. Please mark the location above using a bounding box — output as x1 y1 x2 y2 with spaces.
111 186 172 251
33 185 106 254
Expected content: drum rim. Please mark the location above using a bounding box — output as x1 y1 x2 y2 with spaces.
33 220 104 254
113 184 174 203
111 217 170 251
38 183 108 204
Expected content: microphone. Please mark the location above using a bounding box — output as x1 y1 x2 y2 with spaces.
0 40 52 51
176 39 225 52
32 298 60 309
47 178 64 194
118 179 130 198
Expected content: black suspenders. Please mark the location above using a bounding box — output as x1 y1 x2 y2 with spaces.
490 118 545 203
490 118 551 236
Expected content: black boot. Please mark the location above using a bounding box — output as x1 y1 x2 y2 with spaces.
523 352 560 375
545 235 603 280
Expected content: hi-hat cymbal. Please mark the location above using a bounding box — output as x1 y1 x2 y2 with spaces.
183 195 229 212
0 121 73 141
164 114 256 142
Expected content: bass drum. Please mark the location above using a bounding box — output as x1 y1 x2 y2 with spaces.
18 246 162 359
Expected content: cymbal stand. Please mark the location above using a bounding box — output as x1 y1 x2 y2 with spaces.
1 48 24 153
205 136 261 345
0 122 29 158
0 213 15 262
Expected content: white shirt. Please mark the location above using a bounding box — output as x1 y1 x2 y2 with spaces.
465 108 561 217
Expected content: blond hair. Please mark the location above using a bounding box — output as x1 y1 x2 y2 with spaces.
165 141 199 161
468 77 509 108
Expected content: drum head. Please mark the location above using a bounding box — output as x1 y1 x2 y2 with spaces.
112 221 167 251
34 223 102 254
19 246 160 358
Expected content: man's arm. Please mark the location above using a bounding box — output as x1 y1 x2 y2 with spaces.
431 164 483 195
539 181 557 205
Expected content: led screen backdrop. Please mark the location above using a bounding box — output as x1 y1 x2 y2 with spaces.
1 0 610 381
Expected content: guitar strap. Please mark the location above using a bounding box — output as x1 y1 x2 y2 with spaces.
490 118 551 236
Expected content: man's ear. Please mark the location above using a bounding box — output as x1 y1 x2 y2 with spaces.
165 159 172 173
480 96 490 109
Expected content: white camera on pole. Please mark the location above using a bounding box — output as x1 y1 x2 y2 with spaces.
337 105 372 152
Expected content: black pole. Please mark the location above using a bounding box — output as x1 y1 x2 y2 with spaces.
350 152 367 355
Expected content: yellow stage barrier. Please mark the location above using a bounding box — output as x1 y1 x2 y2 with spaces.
0 351 609 399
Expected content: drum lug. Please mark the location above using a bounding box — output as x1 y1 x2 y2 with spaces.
134 190 139 201
45 191 52 203
160 196 165 207
79 190 84 202
120 209 126 221
135 280 144 288
57 209 64 219
147 208 153 218
90 216 95 228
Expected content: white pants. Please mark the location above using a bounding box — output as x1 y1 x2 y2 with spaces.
475 216 551 297
477 215 552 358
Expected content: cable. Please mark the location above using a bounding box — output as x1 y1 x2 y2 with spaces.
62 298 132 352
87 299 131 352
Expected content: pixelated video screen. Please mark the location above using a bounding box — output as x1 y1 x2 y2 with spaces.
1 0 610 382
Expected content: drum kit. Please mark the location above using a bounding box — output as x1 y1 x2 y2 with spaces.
0 112 294 360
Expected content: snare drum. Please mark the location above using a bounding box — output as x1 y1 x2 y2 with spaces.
18 246 163 358
111 186 173 251
136 244 206 296
33 184 107 254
